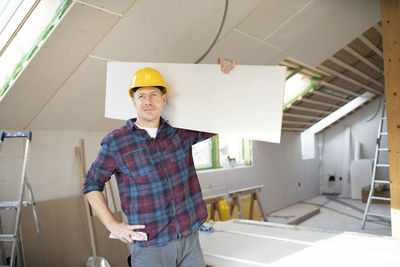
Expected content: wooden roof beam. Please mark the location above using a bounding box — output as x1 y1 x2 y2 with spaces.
328 57 384 88
320 81 361 97
343 46 384 74
318 64 382 95
286 105 331 115
299 98 341 109
282 120 314 125
310 90 350 102
358 34 383 58
283 113 323 120
282 127 306 132
373 23 382 35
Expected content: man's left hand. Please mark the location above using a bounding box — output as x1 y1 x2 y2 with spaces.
217 57 236 74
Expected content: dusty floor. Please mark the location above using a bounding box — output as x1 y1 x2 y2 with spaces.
298 195 391 236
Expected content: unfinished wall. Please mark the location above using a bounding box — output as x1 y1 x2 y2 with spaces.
321 97 387 196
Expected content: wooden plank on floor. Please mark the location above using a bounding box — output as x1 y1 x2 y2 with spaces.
268 203 320 225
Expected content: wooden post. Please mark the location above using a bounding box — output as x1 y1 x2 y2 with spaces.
381 0 400 238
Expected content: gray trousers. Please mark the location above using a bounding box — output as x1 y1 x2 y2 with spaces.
130 231 205 267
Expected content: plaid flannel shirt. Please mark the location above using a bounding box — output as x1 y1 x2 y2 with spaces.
82 117 214 247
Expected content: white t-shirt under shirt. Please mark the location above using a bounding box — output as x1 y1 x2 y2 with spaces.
135 123 158 138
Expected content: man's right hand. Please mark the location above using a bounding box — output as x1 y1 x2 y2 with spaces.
108 222 146 243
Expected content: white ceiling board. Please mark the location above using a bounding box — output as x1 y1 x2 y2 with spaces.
202 30 283 65
265 0 340 51
28 57 123 131
0 2 119 130
279 0 381 67
77 0 135 14
236 0 312 41
106 62 286 143
91 0 262 63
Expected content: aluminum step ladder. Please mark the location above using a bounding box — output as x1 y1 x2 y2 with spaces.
0 132 49 267
361 103 391 229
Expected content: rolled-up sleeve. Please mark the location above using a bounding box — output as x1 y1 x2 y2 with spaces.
82 141 116 194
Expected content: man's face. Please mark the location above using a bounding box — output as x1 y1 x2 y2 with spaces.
132 86 166 125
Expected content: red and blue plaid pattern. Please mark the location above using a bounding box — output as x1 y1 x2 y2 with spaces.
83 117 214 247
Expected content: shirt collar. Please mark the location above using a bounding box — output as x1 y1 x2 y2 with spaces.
127 117 169 131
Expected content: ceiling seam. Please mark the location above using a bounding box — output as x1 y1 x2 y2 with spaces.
199 0 269 59
263 0 315 41
233 28 284 52
73 0 123 16
24 1 140 130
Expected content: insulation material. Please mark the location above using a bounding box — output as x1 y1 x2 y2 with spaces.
105 62 285 143
351 159 372 199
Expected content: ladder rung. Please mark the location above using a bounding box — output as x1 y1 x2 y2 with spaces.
378 148 389 152
376 164 389 168
0 201 33 209
374 180 390 184
0 234 16 241
382 117 387 120
366 212 391 219
380 132 388 135
371 196 391 201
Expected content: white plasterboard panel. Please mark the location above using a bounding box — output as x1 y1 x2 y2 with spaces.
280 0 381 67
200 220 400 267
91 0 262 62
0 2 119 130
265 0 339 51
236 0 311 41
301 92 374 159
77 0 135 14
106 62 285 143
28 57 123 131
350 159 372 199
201 30 283 65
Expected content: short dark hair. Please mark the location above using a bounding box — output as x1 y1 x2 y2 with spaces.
133 86 165 94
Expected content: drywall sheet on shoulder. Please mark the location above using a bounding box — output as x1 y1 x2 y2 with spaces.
106 62 285 143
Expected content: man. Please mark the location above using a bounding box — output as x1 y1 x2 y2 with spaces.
82 58 235 266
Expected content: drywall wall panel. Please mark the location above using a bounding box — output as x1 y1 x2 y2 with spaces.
350 159 372 199
0 2 119 129
28 57 122 131
106 62 285 143
321 98 382 195
91 0 262 62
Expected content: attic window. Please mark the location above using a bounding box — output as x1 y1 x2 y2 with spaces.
284 73 312 108
0 0 70 100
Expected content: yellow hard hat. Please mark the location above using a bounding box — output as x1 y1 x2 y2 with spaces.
129 67 168 97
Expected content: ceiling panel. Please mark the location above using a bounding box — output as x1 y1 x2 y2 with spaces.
78 0 136 14
202 30 283 65
0 2 119 130
236 0 311 41
279 0 381 67
91 0 262 63
28 57 122 131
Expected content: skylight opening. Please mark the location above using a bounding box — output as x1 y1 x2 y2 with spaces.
0 0 70 101
284 73 313 108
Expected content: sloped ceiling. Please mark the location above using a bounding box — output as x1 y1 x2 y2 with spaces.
0 0 381 132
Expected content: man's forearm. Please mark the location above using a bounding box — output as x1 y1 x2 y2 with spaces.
85 190 118 230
